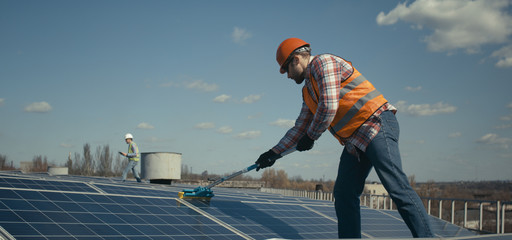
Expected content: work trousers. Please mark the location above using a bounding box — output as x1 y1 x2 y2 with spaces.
333 111 434 238
122 160 141 182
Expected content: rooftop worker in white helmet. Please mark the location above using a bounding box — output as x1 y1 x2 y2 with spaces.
119 133 141 183
254 38 434 238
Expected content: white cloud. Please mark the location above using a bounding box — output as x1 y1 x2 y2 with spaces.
185 80 218 92
195 122 215 129
449 132 461 138
160 81 178 88
234 130 261 139
499 104 512 122
491 44 512 68
270 118 295 128
213 94 231 103
476 133 510 149
377 0 512 66
405 86 422 92
160 79 218 92
60 143 74 148
0 98 4 106
232 27 252 44
217 126 233 134
495 123 512 129
137 122 154 129
24 101 52 113
395 100 457 116
500 113 512 121
241 94 261 104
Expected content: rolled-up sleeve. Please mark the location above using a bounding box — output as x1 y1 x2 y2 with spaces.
272 102 313 154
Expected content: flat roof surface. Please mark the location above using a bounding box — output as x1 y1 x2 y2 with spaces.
0 171 509 240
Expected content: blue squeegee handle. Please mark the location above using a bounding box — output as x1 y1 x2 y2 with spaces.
204 148 296 190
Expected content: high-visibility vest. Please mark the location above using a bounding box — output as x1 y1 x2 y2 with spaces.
128 142 140 161
302 56 388 145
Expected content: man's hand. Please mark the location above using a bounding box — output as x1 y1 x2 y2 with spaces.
296 134 314 151
255 150 281 171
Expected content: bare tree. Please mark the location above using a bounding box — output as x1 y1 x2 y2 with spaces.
113 153 124 176
65 152 73 173
72 152 81 175
96 144 113 177
409 174 416 188
0 154 15 170
181 164 190 179
31 155 48 172
81 143 95 176
418 180 438 197
0 154 6 169
275 169 290 189
261 168 276 187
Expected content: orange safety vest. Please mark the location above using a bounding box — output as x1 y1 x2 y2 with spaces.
302 57 388 145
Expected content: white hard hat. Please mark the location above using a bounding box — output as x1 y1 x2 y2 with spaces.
124 133 133 139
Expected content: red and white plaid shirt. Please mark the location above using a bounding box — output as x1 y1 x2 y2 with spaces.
272 54 396 156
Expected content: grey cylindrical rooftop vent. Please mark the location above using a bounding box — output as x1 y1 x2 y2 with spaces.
141 152 182 184
47 166 69 176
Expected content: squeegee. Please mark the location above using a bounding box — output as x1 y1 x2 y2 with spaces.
178 148 295 200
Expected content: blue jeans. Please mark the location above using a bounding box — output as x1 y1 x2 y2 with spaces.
333 111 433 238
122 160 141 182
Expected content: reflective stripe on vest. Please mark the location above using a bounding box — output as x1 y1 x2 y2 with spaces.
302 59 387 145
128 142 140 161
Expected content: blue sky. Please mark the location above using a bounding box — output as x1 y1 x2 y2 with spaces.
1 0 511 182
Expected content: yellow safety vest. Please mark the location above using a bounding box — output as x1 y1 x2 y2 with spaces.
302 57 388 145
128 142 140 161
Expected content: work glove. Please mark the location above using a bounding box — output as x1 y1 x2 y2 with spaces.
296 134 314 151
255 149 281 171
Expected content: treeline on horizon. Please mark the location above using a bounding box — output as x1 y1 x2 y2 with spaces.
0 143 335 191
1 144 511 200
0 144 127 177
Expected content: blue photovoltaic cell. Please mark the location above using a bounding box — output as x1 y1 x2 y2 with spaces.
0 210 22 222
40 191 73 202
0 176 96 193
1 173 510 240
0 187 247 239
1 222 40 236
381 209 476 237
96 183 180 198
185 199 339 239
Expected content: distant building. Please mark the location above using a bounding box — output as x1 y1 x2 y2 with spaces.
20 161 32 173
365 182 388 196
364 182 389 208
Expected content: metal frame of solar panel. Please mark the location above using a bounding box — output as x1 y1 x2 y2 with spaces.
1 171 511 240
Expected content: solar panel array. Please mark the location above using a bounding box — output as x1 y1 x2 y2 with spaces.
0 171 508 240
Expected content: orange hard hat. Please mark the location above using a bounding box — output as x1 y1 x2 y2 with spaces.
276 38 310 74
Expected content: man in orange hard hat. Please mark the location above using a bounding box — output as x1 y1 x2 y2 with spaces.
255 38 434 238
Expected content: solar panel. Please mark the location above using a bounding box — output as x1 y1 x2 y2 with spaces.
179 199 338 239
0 188 247 239
381 209 477 237
0 175 97 193
0 172 509 240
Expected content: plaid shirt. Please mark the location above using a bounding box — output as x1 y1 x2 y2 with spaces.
272 54 396 156
344 103 396 156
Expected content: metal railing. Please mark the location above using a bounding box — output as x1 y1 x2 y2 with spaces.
259 188 511 234
361 195 511 234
